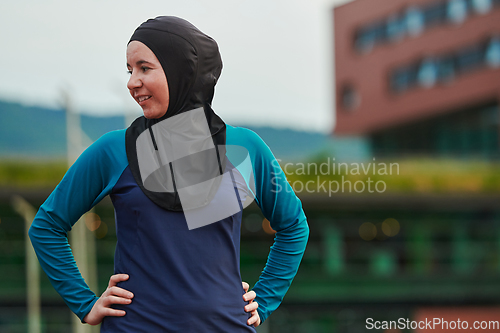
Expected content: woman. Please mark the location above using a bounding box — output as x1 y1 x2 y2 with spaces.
29 16 309 332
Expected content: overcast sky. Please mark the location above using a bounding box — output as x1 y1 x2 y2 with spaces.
0 0 351 133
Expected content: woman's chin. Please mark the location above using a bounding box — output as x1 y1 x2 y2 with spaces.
142 109 166 119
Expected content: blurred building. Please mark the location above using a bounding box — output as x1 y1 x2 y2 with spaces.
333 0 500 157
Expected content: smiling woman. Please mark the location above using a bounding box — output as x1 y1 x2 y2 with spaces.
126 41 170 119
28 16 309 333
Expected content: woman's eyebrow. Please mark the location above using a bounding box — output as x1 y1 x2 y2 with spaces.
126 60 154 67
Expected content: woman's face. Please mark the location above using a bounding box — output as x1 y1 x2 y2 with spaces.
126 41 170 119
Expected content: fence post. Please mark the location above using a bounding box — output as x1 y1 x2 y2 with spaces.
12 195 41 333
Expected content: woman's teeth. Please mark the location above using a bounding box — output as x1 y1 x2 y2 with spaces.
138 96 151 102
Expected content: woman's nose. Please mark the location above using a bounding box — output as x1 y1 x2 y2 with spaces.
127 72 142 90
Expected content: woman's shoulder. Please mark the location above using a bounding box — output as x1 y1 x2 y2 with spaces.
77 129 127 168
94 129 127 146
84 129 126 155
225 124 268 151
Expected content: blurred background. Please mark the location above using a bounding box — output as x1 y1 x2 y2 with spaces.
1 0 500 332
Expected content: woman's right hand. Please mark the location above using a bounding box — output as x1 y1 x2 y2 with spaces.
83 274 134 326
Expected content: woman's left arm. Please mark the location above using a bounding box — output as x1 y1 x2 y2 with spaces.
233 128 310 325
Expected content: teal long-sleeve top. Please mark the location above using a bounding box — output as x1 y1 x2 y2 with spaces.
28 124 309 331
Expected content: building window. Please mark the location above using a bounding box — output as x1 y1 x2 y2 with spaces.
386 15 405 42
405 6 425 37
389 36 497 93
447 0 468 24
456 44 485 73
390 66 417 93
353 0 500 54
341 85 361 111
418 58 439 88
355 23 385 53
485 36 500 68
371 104 499 158
437 55 456 82
423 1 448 28
471 0 492 14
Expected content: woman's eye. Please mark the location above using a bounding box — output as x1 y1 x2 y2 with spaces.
127 70 132 75
141 66 150 72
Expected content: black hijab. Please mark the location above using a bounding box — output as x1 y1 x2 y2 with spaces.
125 16 226 211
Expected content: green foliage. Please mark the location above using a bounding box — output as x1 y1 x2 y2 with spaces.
0 157 499 193
0 160 67 188
281 157 500 194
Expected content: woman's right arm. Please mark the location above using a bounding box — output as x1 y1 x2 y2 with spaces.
28 130 128 322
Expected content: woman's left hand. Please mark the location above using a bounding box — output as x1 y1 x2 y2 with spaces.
242 281 261 327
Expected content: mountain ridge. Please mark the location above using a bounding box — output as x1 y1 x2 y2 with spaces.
0 100 368 161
